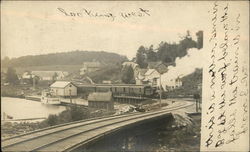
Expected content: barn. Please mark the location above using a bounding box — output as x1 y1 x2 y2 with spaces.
50 81 77 97
88 92 114 111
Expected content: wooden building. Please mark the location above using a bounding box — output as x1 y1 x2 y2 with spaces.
31 71 69 81
50 81 77 97
88 92 114 110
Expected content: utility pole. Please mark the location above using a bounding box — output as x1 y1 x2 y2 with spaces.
159 74 162 107
69 89 72 104
155 63 167 108
33 76 36 90
194 93 200 113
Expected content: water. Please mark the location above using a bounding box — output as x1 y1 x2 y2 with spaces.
1 97 66 121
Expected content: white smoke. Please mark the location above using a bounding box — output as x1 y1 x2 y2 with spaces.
161 48 204 90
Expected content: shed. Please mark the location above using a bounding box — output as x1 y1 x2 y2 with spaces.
50 81 77 97
88 92 114 110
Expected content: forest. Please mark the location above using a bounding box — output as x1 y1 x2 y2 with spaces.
135 31 203 68
1 51 128 68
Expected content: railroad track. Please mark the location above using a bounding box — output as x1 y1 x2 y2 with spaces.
2 102 193 152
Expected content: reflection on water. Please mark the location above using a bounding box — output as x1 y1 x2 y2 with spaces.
1 97 66 120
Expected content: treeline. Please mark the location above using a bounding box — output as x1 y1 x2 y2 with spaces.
135 31 203 68
1 51 128 67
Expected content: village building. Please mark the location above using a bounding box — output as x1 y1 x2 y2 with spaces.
22 71 36 79
163 77 182 91
21 71 40 84
88 92 114 111
134 68 148 85
31 71 69 81
50 81 77 97
147 61 162 69
133 62 169 86
134 68 161 86
122 61 139 70
143 69 161 86
80 62 101 75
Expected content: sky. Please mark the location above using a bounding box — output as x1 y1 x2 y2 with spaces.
1 1 210 59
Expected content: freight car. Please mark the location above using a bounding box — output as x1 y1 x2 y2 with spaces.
76 84 156 99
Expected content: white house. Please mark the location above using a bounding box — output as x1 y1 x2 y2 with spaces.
162 77 182 91
31 71 69 81
22 71 38 79
50 81 77 97
143 69 161 86
122 62 139 70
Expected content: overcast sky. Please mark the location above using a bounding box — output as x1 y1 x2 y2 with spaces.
1 1 212 59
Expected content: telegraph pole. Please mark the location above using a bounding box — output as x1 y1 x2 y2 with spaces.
159 74 162 107
155 63 166 108
33 76 36 90
69 89 72 104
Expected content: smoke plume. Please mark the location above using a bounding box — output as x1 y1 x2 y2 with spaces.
161 48 204 90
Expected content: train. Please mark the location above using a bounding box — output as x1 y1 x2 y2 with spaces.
76 84 157 99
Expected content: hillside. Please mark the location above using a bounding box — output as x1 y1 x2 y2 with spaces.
1 51 128 68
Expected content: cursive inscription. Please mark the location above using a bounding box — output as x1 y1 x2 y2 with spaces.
57 7 150 21
202 1 249 151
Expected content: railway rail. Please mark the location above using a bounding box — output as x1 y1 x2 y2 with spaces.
2 102 193 152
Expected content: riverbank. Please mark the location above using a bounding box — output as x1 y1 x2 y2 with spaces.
1 85 25 98
84 103 201 152
1 85 41 98
1 105 115 139
152 113 201 152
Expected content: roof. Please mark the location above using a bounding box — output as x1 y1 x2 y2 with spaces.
50 81 74 88
88 92 113 102
122 62 138 69
144 69 160 76
76 84 149 87
147 61 162 69
147 62 170 74
137 68 147 75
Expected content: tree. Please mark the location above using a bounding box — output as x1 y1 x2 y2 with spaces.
47 114 58 126
6 67 19 84
196 31 203 49
146 45 157 62
136 46 148 68
176 31 197 58
121 66 135 84
2 56 10 67
52 72 58 81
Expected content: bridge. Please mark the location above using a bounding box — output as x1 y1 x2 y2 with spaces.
2 102 193 152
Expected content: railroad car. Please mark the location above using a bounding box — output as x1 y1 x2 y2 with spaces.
77 84 157 98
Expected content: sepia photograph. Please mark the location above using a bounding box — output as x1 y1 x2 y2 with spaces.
1 1 249 152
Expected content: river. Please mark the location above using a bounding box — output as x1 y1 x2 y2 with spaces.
1 97 66 122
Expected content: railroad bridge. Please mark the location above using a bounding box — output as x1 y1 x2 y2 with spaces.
2 102 193 152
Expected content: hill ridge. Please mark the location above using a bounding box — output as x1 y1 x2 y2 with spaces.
2 50 128 68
